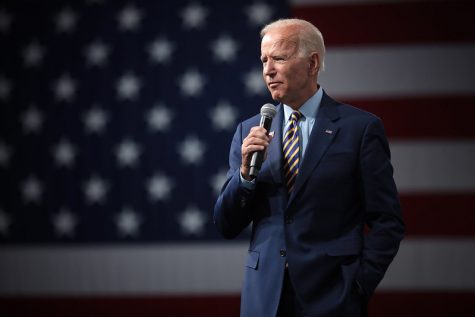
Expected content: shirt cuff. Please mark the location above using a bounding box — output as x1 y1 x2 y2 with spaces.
239 169 256 190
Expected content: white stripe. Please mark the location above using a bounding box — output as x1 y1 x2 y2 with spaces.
291 0 425 5
391 140 475 192
319 44 475 98
380 239 475 291
1 239 475 295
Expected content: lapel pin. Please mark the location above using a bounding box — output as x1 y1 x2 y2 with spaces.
324 129 333 135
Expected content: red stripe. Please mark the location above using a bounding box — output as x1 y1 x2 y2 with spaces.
1 293 475 317
292 1 475 46
343 96 475 139
369 291 475 317
400 193 475 237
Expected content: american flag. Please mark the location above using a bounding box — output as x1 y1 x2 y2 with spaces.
0 0 474 316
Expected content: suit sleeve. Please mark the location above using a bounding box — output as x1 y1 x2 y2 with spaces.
357 117 405 297
213 123 256 239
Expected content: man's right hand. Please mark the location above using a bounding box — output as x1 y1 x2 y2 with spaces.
241 126 274 181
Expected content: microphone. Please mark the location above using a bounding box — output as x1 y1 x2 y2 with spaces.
249 103 277 178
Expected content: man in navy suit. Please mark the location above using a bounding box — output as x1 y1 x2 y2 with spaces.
214 18 405 317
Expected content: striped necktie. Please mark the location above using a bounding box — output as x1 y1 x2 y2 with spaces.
283 111 303 193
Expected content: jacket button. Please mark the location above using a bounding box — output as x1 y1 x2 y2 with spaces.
280 249 286 257
285 216 293 224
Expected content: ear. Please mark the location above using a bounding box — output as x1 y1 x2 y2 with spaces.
308 52 320 76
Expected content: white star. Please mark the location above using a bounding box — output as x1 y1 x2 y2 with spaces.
23 41 45 67
84 40 110 66
84 175 109 204
148 38 174 64
244 68 267 95
117 4 142 31
116 139 141 167
0 10 12 33
0 209 11 235
209 100 238 131
177 135 206 165
0 76 11 101
210 168 229 196
177 206 207 236
245 2 274 26
146 104 173 132
83 106 109 134
53 74 77 102
21 175 43 204
117 72 141 100
53 139 77 167
55 7 78 33
178 69 206 97
52 208 78 237
211 35 239 62
0 141 12 167
180 3 208 29
147 173 174 201
21 105 44 134
116 207 141 237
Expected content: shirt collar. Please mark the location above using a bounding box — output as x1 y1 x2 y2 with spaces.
283 86 323 123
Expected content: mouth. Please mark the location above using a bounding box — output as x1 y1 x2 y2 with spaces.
268 82 282 89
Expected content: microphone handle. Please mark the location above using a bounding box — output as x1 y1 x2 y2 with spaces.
249 115 273 178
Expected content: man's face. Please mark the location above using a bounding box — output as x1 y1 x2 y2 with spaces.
260 27 317 108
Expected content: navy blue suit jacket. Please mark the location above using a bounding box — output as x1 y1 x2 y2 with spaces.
214 92 405 317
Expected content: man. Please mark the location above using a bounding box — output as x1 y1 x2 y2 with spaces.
214 19 405 317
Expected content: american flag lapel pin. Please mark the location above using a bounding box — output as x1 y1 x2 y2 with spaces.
324 129 333 135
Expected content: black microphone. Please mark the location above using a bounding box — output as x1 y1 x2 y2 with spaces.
249 103 277 178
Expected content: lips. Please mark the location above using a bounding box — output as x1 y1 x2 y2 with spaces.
268 82 282 88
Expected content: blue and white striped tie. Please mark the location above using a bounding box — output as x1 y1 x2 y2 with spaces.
283 111 302 193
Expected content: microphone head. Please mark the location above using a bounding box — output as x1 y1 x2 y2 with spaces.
260 103 277 118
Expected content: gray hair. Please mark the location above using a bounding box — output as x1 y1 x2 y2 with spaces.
260 18 326 72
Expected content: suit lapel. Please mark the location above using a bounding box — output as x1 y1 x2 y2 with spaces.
288 93 340 205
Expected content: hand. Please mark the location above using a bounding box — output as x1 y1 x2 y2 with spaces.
241 127 274 180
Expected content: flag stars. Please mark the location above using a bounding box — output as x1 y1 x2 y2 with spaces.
244 68 267 95
84 40 110 66
147 173 174 201
21 105 44 134
0 209 11 236
211 35 239 62
245 2 274 26
0 76 11 101
53 139 77 167
55 7 78 33
178 69 206 97
53 74 77 102
0 141 12 167
180 3 208 29
23 41 45 67
178 135 206 165
210 169 229 196
0 9 12 33
117 73 141 101
117 4 143 31
148 38 174 64
116 139 141 167
21 175 44 204
84 176 109 204
52 208 78 238
177 206 207 236
116 207 141 237
147 104 173 132
83 106 109 134
209 100 238 130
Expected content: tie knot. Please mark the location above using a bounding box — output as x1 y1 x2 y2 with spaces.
290 111 302 123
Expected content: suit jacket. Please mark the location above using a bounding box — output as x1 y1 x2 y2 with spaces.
214 91 405 317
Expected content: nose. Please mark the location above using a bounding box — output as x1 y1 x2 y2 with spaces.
263 59 276 78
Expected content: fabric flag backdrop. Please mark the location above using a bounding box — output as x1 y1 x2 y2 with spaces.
0 0 474 316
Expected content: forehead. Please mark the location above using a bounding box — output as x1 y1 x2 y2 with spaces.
261 31 299 54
